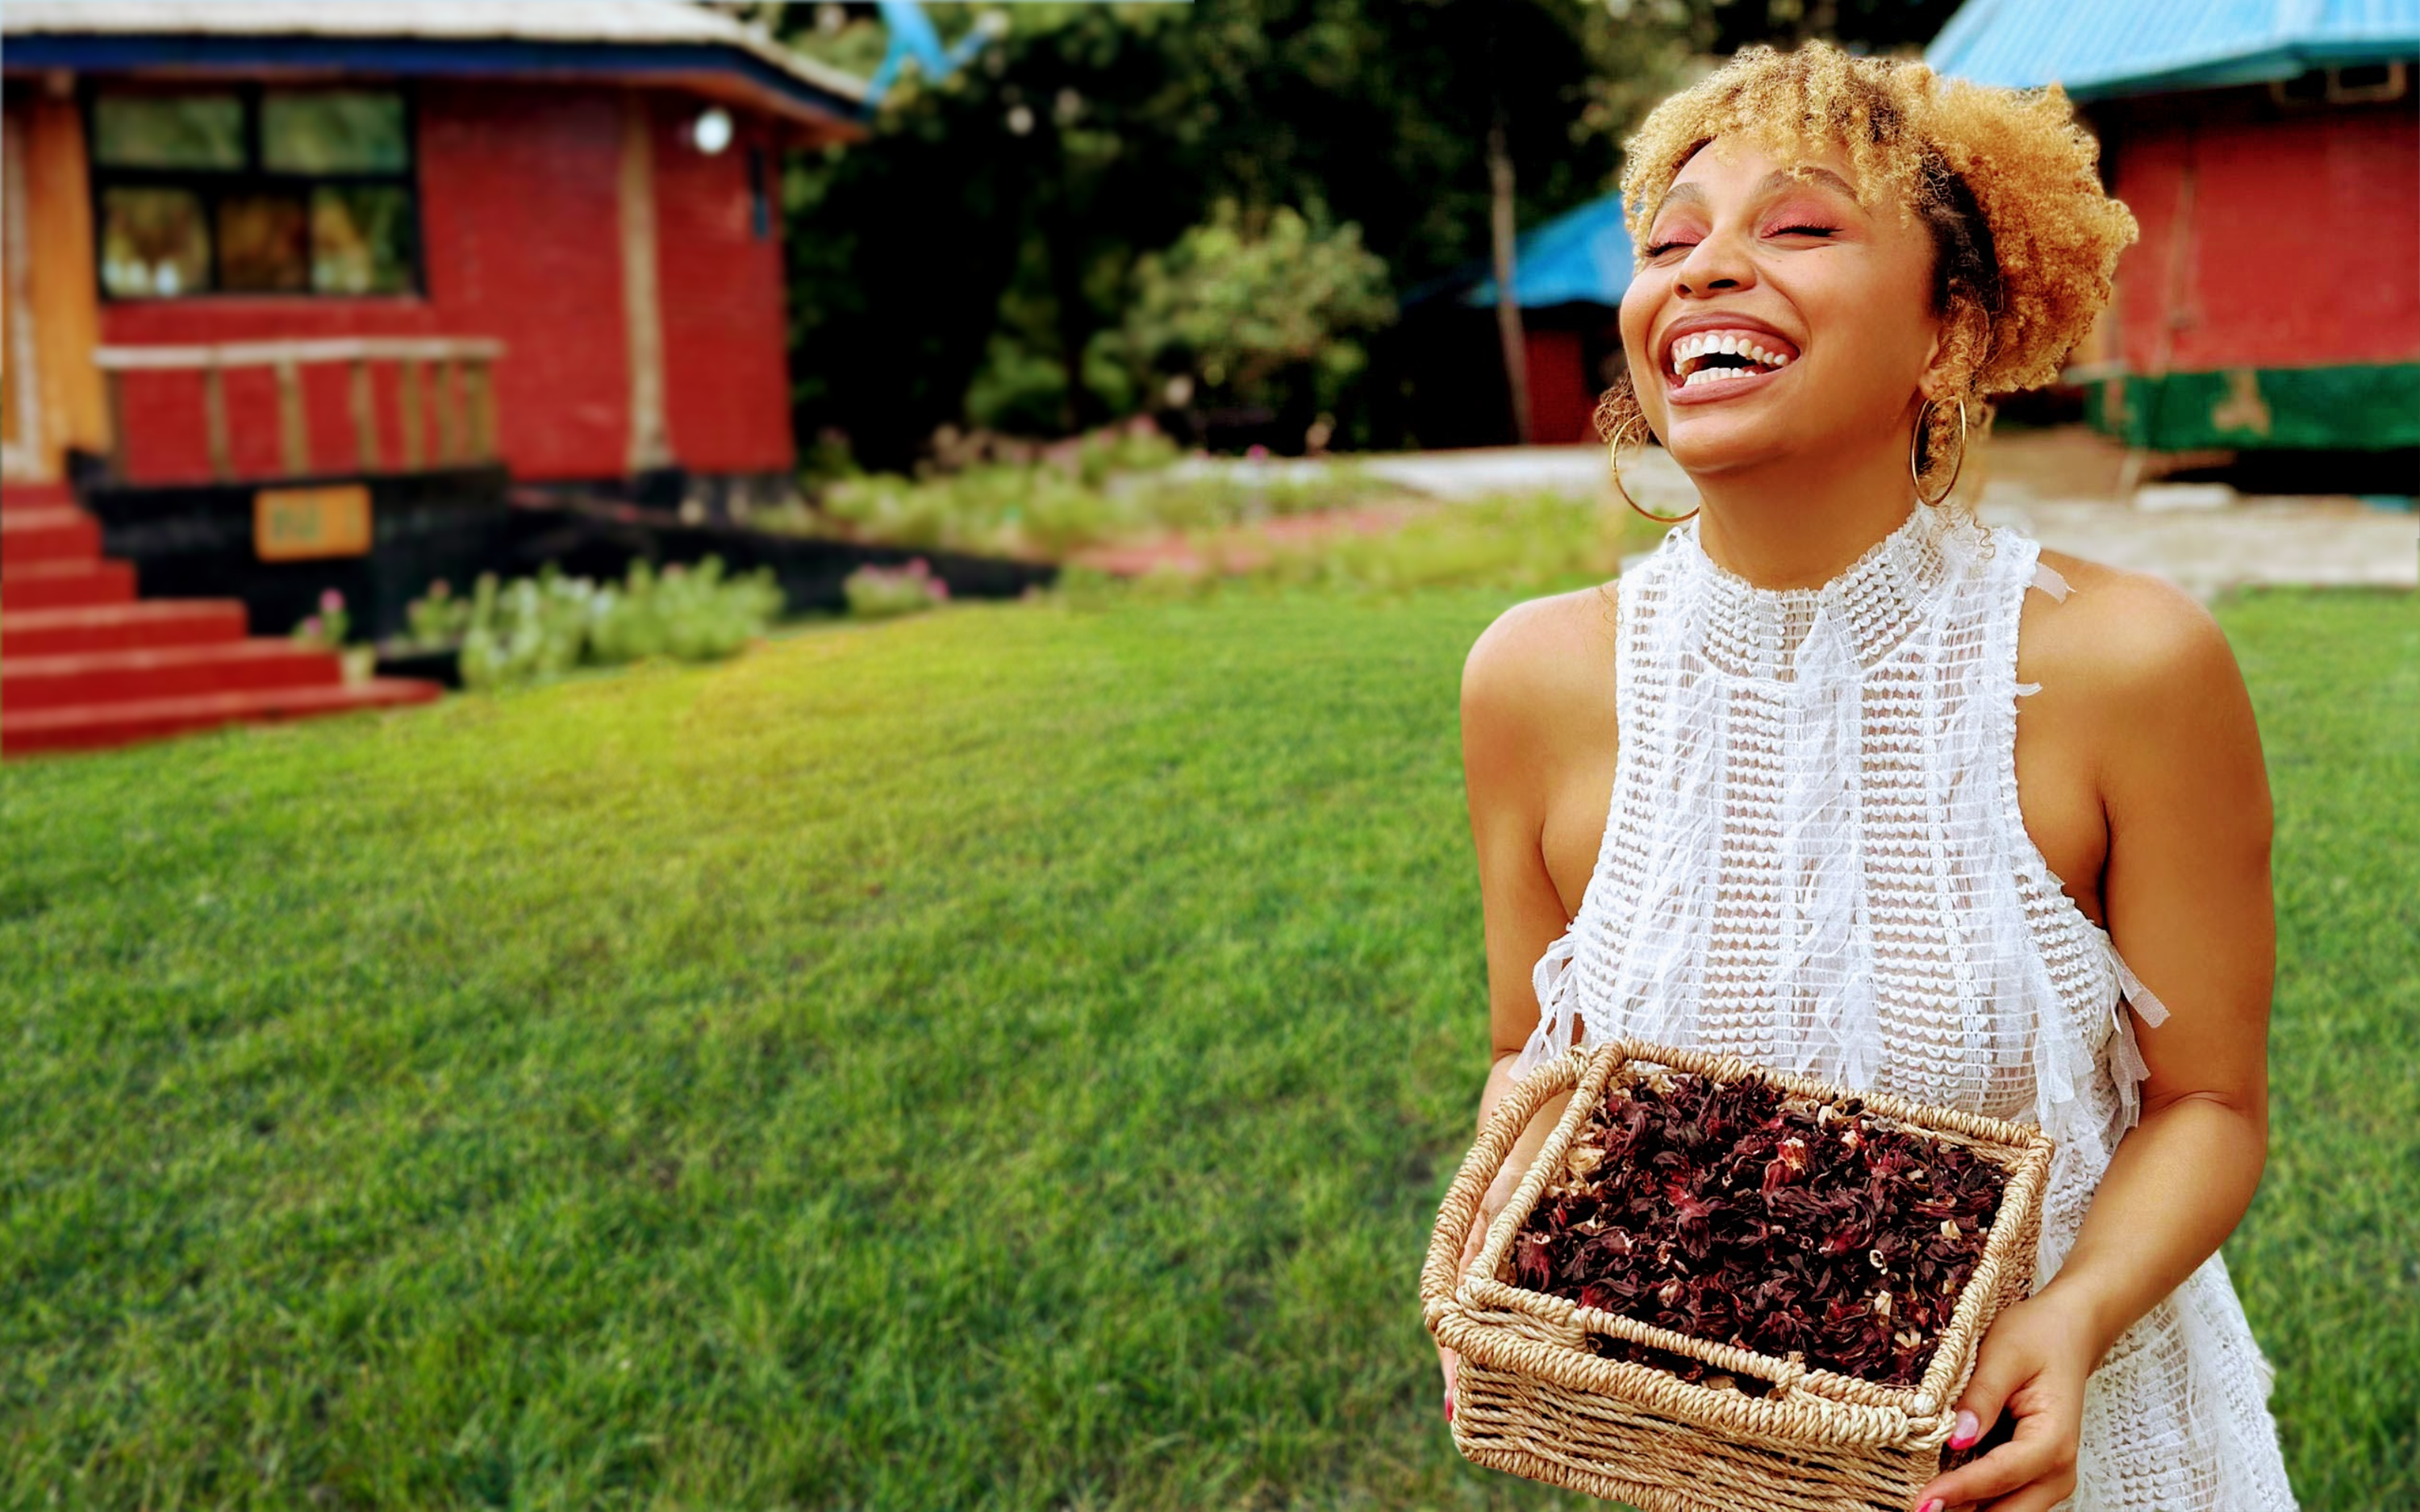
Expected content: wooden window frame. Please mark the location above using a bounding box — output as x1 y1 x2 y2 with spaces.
82 79 428 302
2267 61 2410 110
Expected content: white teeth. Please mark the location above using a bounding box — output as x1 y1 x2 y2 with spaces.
1681 364 1766 388
1667 330 1796 378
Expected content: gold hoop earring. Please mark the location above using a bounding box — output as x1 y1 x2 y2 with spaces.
1608 413 1699 524
1911 393 1970 507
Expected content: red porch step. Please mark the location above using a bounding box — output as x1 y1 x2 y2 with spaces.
2 599 248 658
0 479 76 513
2 484 445 757
2 677 443 757
4 638 344 711
2 556 137 610
0 506 102 564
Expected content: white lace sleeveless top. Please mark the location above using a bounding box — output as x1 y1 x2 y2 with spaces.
1513 504 2297 1511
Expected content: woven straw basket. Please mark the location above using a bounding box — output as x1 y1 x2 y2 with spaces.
1421 1038 2054 1512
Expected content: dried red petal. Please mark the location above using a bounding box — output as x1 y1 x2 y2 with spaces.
1507 1072 2008 1389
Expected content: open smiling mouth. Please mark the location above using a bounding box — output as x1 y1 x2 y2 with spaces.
1663 331 1796 402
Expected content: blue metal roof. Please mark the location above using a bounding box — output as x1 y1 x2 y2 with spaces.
1464 192 1635 310
1926 0 2420 101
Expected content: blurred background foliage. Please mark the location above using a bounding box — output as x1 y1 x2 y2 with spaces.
1119 200 1393 423
761 0 1966 469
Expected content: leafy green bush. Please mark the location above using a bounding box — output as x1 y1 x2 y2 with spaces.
447 557 782 691
590 558 786 665
290 588 352 650
457 569 603 690
842 558 952 620
1071 425 1180 487
791 456 1392 560
402 580 473 651
1119 201 1394 417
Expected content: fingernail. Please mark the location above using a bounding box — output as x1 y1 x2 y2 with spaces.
1444 1393 1455 1422
1917 1501 1943 1512
1948 1408 1980 1449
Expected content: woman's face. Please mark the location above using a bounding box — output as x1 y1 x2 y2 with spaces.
1617 136 1944 480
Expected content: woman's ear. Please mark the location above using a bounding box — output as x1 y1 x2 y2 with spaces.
1919 294 1988 402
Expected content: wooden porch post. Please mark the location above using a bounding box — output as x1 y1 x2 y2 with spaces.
619 91 674 473
202 364 232 481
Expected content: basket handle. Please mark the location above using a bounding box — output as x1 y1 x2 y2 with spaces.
1420 1050 1586 1327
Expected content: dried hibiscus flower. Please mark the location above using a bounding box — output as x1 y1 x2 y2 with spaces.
1504 1071 2008 1389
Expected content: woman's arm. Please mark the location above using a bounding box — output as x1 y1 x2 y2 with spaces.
1916 573 2275 1512
1436 589 1617 1420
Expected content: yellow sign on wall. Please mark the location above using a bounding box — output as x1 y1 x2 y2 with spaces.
254 484 372 561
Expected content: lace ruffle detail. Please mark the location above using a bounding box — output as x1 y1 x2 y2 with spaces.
2107 947 2173 1135
1512 928 1579 1078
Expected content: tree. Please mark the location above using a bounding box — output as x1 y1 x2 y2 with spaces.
769 0 1968 464
1119 200 1393 427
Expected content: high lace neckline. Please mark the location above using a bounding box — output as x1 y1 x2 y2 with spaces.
1666 503 1973 681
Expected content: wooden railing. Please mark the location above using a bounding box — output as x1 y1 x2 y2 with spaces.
92 335 506 484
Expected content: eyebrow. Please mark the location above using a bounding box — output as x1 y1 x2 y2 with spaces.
1655 166 1861 218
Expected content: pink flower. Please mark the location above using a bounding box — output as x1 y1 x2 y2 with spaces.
928 579 950 601
300 615 323 637
906 557 930 577
1246 444 1270 460
319 589 345 612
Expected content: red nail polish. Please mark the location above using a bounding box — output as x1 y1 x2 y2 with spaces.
1948 1407 1981 1450
1917 1500 1943 1512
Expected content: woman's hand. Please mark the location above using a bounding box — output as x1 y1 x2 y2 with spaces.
1909 1287 2109 1512
1435 1148 1532 1424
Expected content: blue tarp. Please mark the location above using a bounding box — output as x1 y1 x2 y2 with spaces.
1926 0 2420 101
1462 192 1635 310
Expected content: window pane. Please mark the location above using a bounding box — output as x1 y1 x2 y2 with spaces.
263 92 408 173
95 94 247 170
311 186 415 294
101 188 212 297
216 194 310 293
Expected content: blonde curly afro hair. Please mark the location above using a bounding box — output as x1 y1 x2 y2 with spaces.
1597 40 2139 495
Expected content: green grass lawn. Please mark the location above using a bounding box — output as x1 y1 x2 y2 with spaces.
2 585 2410 1509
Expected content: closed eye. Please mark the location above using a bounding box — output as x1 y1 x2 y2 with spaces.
1645 225 1834 257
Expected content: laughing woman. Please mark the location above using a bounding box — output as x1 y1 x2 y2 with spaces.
1440 41 2296 1512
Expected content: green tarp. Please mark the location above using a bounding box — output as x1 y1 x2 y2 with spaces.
2086 364 2420 452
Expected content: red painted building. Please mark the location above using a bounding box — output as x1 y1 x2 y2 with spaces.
2080 78 2420 450
4 0 863 492
0 2 866 755
1929 1 2420 452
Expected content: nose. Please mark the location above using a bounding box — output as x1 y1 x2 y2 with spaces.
1672 225 1756 296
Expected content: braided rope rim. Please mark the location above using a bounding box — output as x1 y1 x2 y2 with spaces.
1422 1038 2055 1451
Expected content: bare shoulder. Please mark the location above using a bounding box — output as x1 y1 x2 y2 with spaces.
2022 549 2246 711
1461 584 1622 800
1462 582 1621 721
